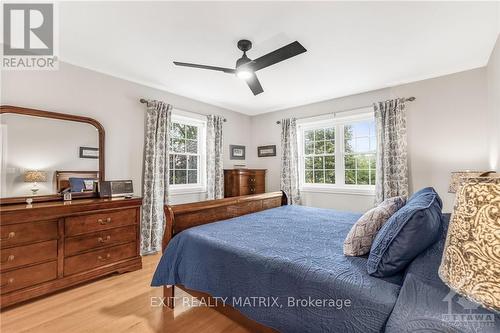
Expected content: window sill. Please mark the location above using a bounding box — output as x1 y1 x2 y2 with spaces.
300 185 375 196
169 186 206 195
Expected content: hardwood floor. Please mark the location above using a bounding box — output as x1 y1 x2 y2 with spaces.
1 254 251 333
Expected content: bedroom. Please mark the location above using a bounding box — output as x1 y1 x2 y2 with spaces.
0 1 499 332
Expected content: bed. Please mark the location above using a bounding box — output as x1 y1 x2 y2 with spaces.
152 192 404 332
55 170 99 193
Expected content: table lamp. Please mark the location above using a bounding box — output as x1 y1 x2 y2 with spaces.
439 175 500 311
24 170 48 195
448 171 494 193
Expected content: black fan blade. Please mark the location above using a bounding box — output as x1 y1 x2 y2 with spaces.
246 73 264 95
173 61 235 74
248 41 306 72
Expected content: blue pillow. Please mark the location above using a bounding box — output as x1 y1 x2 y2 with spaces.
407 186 436 202
367 187 443 277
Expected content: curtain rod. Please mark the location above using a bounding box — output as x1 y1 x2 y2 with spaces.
275 97 415 125
140 98 227 122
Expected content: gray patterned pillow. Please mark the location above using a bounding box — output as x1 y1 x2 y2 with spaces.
343 196 406 256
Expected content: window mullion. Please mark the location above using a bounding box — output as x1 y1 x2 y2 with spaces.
298 128 304 186
298 116 376 191
335 124 345 185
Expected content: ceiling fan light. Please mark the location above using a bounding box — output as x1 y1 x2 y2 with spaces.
236 70 252 80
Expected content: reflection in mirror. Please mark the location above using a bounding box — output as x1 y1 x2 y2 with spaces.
0 113 100 198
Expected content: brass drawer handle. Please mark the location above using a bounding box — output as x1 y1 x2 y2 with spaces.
98 235 111 243
1 278 14 287
0 232 16 241
97 253 111 261
97 217 112 225
1 255 15 263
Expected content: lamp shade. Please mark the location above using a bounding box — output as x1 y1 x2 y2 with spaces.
448 171 490 193
439 177 500 311
24 170 48 183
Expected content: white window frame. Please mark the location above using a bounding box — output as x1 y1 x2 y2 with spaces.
169 109 207 194
297 108 376 195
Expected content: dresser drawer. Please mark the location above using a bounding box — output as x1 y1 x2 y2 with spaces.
1 240 57 271
64 242 136 276
0 220 58 249
240 186 265 195
65 225 137 256
238 186 252 195
237 174 251 187
1 261 57 294
65 209 137 236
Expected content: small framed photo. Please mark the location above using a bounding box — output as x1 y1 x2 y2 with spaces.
258 145 277 157
230 145 246 160
79 147 99 159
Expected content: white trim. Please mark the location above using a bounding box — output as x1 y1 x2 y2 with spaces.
169 185 206 195
297 108 377 194
336 121 345 185
301 185 375 196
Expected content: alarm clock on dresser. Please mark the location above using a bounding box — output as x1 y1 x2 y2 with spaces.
98 180 134 198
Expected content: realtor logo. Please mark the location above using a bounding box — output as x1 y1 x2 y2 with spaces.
442 289 495 330
2 3 58 70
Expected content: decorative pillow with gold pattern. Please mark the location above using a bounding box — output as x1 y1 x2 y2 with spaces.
344 196 406 256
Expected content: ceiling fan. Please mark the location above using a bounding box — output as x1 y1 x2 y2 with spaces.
173 39 307 95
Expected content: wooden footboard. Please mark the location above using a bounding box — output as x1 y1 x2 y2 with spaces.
161 191 287 310
162 191 287 251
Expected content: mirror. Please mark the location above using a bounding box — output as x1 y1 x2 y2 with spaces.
0 106 105 203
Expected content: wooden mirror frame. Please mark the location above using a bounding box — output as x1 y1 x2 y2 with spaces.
0 105 105 205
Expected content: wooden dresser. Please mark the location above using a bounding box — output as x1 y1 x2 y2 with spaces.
224 169 266 197
0 197 142 308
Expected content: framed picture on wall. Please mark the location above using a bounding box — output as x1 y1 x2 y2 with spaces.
79 147 99 159
257 145 277 157
230 145 246 160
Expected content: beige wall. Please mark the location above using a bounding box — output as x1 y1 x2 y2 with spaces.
1 62 252 204
487 36 500 171
1 56 496 212
248 68 491 213
248 89 387 212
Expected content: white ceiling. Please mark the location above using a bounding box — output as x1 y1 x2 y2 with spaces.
59 2 499 115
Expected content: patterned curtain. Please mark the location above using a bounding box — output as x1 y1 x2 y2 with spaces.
374 98 409 204
280 118 300 204
206 115 224 200
141 100 172 254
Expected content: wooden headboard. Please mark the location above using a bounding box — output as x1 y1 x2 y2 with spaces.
55 170 99 192
162 191 287 250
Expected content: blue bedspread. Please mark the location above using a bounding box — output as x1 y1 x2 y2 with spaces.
385 214 500 333
152 205 403 333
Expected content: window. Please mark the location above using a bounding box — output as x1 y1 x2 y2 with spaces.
298 111 376 192
303 127 336 184
344 121 377 185
168 112 206 191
